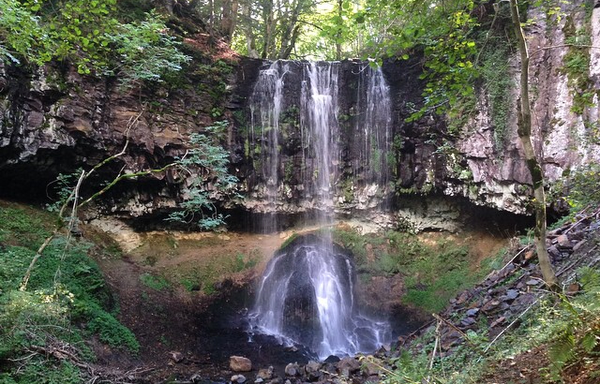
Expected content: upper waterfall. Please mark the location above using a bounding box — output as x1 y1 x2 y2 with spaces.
245 60 394 229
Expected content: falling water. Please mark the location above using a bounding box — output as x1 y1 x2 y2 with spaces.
300 62 340 219
250 235 390 359
248 61 392 358
357 65 393 187
249 61 289 232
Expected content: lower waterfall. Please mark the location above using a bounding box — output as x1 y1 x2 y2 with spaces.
249 235 390 359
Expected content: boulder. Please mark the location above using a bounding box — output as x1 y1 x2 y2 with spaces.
336 356 360 375
257 366 274 380
169 351 184 363
285 362 300 376
230 356 252 372
304 361 322 381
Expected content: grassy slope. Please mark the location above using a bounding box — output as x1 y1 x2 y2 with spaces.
357 216 600 384
0 201 139 384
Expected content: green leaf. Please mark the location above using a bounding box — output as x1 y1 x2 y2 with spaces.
581 332 598 353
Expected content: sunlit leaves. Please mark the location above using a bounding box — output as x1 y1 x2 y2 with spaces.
0 0 189 86
167 120 240 231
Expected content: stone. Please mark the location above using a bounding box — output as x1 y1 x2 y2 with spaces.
490 316 506 328
556 234 571 249
526 279 541 286
481 299 500 313
324 355 340 364
257 366 274 380
231 375 247 384
456 291 470 305
500 289 519 302
305 361 321 374
573 240 587 252
255 379 264 384
506 289 519 300
465 308 479 317
304 361 322 381
336 356 360 374
460 317 476 327
169 351 184 363
230 356 252 372
361 358 382 377
547 245 561 259
524 250 536 261
285 363 300 376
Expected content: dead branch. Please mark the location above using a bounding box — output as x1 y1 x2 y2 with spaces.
483 298 539 353
26 342 153 384
498 245 531 272
19 110 146 291
427 318 442 377
432 313 475 347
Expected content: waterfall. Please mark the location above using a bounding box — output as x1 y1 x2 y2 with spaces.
300 62 340 218
359 65 392 187
250 235 390 359
247 60 393 358
249 61 289 232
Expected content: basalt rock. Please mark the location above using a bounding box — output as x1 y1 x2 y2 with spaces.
1 1 599 230
230 356 252 372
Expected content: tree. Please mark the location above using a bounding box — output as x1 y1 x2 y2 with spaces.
0 0 190 86
509 0 557 287
358 0 558 286
229 0 323 59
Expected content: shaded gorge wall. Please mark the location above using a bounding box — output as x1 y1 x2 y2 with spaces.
230 59 424 231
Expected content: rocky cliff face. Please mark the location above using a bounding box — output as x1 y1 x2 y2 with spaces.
449 1 600 214
229 1 600 228
0 48 246 222
1 1 599 231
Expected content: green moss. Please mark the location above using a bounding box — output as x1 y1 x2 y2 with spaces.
561 15 593 115
480 39 512 152
0 203 140 381
140 272 170 291
332 227 504 313
175 249 258 295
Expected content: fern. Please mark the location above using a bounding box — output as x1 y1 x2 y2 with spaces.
580 332 598 353
546 267 600 378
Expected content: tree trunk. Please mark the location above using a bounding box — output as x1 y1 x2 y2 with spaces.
221 0 239 41
509 0 557 287
335 0 343 60
261 0 274 59
241 1 259 58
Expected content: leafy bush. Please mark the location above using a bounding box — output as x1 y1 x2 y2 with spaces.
0 0 189 86
166 120 240 230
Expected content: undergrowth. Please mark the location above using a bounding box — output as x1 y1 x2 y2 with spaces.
332 228 504 313
372 265 600 384
0 202 139 383
177 250 258 294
